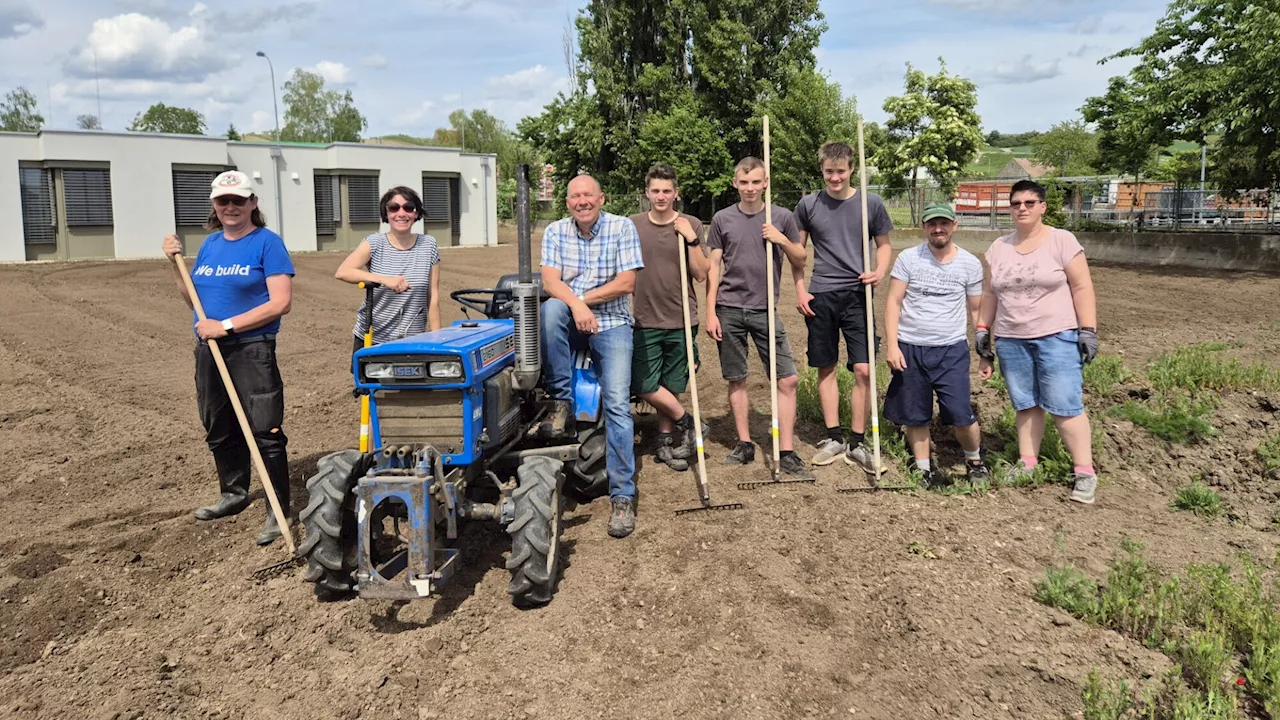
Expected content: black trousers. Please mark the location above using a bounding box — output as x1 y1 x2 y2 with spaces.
194 338 290 514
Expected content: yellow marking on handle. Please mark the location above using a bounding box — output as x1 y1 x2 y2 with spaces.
696 443 704 453
771 427 780 439
870 417 881 431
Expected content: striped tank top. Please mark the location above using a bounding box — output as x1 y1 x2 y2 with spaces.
352 233 441 344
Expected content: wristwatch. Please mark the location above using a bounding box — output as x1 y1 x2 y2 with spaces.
684 234 700 247
222 318 235 335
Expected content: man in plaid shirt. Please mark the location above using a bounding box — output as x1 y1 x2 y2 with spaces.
540 174 645 538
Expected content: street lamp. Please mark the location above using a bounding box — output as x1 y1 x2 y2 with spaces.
256 51 284 237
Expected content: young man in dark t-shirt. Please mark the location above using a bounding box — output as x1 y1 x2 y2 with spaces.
793 141 894 472
628 164 710 471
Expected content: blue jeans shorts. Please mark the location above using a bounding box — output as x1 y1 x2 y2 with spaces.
995 330 1085 417
883 340 976 427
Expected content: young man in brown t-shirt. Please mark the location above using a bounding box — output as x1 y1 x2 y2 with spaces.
628 164 710 470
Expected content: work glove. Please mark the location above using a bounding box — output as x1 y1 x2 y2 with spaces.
974 328 995 360
1078 328 1099 365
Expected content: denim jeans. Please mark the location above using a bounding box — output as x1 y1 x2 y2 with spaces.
540 299 636 499
995 330 1085 417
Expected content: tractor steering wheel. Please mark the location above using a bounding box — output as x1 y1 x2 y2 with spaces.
450 288 514 320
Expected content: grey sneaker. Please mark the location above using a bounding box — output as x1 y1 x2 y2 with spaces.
779 453 815 480
607 497 636 538
844 442 877 473
1006 459 1036 483
725 442 755 465
966 459 992 483
811 438 846 466
655 433 690 472
1069 472 1097 504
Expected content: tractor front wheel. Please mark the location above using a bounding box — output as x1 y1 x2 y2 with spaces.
506 456 565 608
298 449 373 600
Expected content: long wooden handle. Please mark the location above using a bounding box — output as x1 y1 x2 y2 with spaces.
857 120 882 476
763 116 780 475
173 254 295 555
679 226 709 503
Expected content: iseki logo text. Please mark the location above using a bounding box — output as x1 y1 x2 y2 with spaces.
194 264 252 277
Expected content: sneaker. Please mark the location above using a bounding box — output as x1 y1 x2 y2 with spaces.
1069 472 1097 505
811 438 846 466
607 497 636 538
538 400 575 438
655 433 690 472
966 459 992 483
1007 459 1036 483
725 442 755 465
917 468 943 489
844 443 877 473
779 453 815 480
670 416 694 460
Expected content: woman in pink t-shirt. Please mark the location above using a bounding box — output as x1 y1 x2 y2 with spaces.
974 181 1100 504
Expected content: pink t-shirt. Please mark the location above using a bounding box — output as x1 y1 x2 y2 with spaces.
985 228 1084 339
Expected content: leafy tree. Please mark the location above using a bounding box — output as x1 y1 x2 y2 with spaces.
226 123 241 141
1031 120 1097 176
0 87 43 132
76 114 101 130
758 69 860 209
129 103 206 134
281 69 368 143
1082 76 1165 221
875 59 983 223
985 130 1041 148
1150 150 1203 188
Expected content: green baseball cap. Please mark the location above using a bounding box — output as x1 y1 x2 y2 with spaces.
921 203 956 222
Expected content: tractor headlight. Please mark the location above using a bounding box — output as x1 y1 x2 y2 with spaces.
429 361 463 379
363 362 394 380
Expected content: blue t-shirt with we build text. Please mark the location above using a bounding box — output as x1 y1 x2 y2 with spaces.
190 227 295 339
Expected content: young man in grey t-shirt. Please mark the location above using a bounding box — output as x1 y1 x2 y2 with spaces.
793 141 894 471
883 203 989 487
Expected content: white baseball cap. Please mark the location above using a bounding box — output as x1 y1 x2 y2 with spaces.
210 170 254 199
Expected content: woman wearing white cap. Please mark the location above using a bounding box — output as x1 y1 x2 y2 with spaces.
161 170 296 546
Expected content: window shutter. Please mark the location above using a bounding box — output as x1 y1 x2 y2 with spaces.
63 169 114 226
20 168 56 245
422 177 449 222
315 174 336 235
172 170 219 226
347 176 381 223
449 176 461 239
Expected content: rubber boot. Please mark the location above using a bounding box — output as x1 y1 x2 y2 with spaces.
195 447 252 521
255 451 291 546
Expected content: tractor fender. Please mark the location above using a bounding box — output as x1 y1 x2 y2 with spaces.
571 363 602 424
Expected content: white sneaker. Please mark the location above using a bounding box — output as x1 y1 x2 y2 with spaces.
844 443 877 473
1070 473 1097 504
811 438 846 466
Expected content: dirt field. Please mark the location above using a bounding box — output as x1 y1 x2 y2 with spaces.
3 235 1280 720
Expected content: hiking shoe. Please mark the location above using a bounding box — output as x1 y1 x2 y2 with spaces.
1070 472 1097 505
655 433 690 472
917 467 943 490
538 400 575 438
779 453 815 480
724 442 755 465
670 416 694 460
811 438 846 466
966 459 992 483
844 442 877 473
607 497 636 538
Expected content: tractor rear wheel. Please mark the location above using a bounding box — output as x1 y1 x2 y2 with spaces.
566 420 608 500
298 449 373 600
506 456 565 608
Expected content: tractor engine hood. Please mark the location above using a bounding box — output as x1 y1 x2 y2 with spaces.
354 319 515 390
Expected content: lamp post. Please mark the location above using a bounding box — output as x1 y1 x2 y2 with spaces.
256 51 284 237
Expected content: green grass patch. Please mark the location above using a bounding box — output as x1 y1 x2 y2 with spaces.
796 366 855 428
1257 434 1280 475
1147 343 1280 396
987 405 1088 486
1084 355 1131 397
1112 396 1216 444
1172 481 1225 518
887 205 914 228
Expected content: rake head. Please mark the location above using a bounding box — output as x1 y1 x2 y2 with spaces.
737 477 816 490
250 555 304 581
674 499 745 516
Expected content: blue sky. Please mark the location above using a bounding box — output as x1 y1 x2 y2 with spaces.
0 0 1170 137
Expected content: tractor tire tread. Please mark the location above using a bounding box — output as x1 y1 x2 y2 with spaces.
506 456 564 608
300 449 372 599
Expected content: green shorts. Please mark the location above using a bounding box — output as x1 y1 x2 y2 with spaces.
632 326 700 395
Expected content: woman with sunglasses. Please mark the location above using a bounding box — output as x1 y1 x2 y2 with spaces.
336 186 442 349
161 170 296 545
975 179 1100 504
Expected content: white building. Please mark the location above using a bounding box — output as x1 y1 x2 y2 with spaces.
0 129 498 263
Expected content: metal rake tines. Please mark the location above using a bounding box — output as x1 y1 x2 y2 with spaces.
250 556 303 580
674 501 745 516
736 477 817 490
836 484 914 494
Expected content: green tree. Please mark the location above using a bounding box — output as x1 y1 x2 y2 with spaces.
226 123 242 141
875 60 983 223
281 69 368 143
1031 120 1098 176
76 114 101 130
759 68 860 209
1150 150 1203 188
129 103 206 134
1082 76 1166 224
0 87 43 132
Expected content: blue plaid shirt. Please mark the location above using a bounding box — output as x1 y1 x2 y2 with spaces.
540 211 644 332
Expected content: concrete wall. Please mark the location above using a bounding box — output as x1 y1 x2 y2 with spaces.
1074 231 1280 273
1 130 498 262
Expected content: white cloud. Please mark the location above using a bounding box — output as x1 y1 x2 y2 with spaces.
391 100 437 128
65 13 232 82
442 93 461 103
0 1 43 39
311 61 351 85
485 64 564 101
927 0 1094 10
250 110 276 132
1068 44 1106 59
362 53 388 70
989 55 1063 85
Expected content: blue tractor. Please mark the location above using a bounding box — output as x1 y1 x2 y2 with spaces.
297 166 606 607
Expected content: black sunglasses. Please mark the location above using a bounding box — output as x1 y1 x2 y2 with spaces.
213 195 251 207
1009 200 1042 209
386 202 418 213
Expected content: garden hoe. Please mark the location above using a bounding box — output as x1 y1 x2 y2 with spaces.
675 225 743 516
170 253 300 574
738 114 815 492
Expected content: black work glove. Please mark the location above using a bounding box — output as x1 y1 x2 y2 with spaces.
974 328 995 360
1078 327 1098 365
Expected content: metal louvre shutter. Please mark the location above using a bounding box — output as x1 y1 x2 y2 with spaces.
173 170 219 226
63 169 114 226
315 174 337 235
19 168 56 245
347 176 381 223
422 177 449 222
448 177 460 239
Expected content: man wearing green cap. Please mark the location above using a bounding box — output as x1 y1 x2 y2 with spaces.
882 203 989 487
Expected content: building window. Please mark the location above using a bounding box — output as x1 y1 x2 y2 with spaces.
315 174 339 235
173 170 221 226
62 168 114 226
19 168 56 245
448 177 461 240
346 175 381 223
422 177 449 222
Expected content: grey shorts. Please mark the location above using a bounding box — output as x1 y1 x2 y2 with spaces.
715 306 797 382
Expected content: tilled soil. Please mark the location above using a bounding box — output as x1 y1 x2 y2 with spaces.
3 239 1280 720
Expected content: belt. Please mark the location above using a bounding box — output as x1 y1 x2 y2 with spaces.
199 333 277 347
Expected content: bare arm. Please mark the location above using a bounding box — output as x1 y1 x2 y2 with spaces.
967 295 982 333
540 265 580 306
334 241 378 284
427 262 442 332
860 234 893 287
584 270 636 306
978 284 998 329
687 244 710 283
705 248 723 316
884 278 907 349
228 274 293 332
792 230 810 294
1064 254 1097 328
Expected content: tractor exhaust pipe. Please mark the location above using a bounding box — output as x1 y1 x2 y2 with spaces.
512 164 541 390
